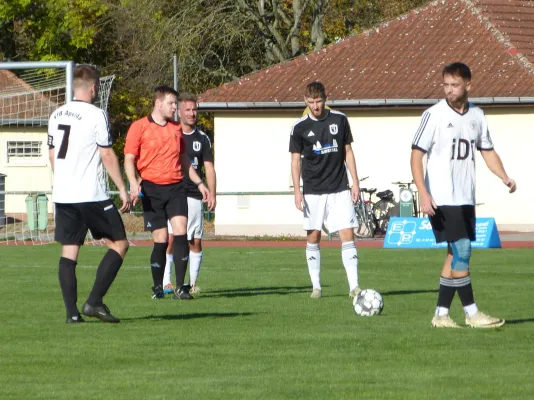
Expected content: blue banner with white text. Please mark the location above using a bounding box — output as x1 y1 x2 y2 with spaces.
383 217 501 249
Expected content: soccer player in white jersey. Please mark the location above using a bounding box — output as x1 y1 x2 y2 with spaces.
163 93 216 295
48 65 131 324
289 81 362 299
411 62 516 328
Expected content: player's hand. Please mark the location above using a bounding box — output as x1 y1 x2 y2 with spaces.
503 177 517 193
351 185 360 203
294 191 304 211
419 192 437 216
207 194 216 211
199 183 210 203
118 189 132 213
129 181 141 206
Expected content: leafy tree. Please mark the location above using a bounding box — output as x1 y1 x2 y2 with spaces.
0 0 111 63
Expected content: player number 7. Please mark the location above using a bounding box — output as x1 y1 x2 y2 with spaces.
57 124 71 159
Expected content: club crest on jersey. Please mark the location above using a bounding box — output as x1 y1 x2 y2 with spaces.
469 120 478 132
193 141 201 151
329 124 338 135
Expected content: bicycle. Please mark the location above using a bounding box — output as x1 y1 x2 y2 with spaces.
354 178 398 238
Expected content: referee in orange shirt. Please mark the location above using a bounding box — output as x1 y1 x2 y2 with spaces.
124 85 209 300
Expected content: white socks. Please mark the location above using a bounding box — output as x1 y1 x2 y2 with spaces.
306 243 321 289
341 241 359 291
435 306 450 317
163 253 174 287
189 251 203 286
464 303 479 316
163 250 204 287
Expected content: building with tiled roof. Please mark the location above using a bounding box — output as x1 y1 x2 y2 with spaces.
0 70 59 125
200 0 534 107
200 0 534 237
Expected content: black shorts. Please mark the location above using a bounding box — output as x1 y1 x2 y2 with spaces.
141 180 187 231
429 205 475 244
55 200 127 245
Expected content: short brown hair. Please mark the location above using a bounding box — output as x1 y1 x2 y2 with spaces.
304 81 326 99
152 85 178 106
73 65 100 90
442 62 472 80
178 92 198 103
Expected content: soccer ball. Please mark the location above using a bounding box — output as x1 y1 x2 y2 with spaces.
353 289 384 316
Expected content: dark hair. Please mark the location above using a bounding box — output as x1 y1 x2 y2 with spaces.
73 65 100 89
304 81 327 99
178 92 198 103
442 62 472 80
152 85 178 106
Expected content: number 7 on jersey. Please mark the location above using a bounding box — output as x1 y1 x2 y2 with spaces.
57 124 71 159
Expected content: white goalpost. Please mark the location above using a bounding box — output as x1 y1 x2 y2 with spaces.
0 61 116 245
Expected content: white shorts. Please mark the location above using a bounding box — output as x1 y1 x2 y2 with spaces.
167 197 203 240
303 190 358 233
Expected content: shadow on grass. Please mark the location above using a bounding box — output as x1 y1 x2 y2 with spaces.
121 312 255 322
202 285 313 298
505 318 534 325
382 289 438 296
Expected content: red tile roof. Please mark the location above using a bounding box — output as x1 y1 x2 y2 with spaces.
199 0 534 104
0 70 59 124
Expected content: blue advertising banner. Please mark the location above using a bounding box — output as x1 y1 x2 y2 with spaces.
383 217 501 249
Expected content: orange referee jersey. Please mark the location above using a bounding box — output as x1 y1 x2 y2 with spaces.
124 116 185 185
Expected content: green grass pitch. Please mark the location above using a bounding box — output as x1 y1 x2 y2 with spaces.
0 244 533 399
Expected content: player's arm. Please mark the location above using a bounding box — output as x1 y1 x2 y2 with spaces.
100 147 131 213
411 110 436 216
410 149 436 216
180 153 210 203
123 121 143 203
124 154 139 189
289 123 304 211
204 161 217 211
49 148 55 172
480 150 516 193
291 152 304 211
344 144 360 203
47 129 55 172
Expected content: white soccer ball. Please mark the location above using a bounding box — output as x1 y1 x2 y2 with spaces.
353 289 384 317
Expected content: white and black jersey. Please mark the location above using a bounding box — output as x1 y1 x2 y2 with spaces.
48 100 112 203
412 99 494 206
289 110 353 195
183 128 214 199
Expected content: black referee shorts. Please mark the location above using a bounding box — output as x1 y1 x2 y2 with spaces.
140 180 187 231
429 205 475 244
55 200 127 246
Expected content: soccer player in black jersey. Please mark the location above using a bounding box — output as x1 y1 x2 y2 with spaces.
289 81 362 299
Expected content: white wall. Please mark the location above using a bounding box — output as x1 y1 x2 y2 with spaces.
213 107 534 235
0 127 53 214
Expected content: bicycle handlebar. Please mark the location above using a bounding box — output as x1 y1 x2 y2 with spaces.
391 180 414 185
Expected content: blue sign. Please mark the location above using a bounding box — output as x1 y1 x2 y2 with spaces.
383 217 501 249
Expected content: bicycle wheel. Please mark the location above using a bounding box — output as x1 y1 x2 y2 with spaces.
365 202 377 238
373 200 397 233
354 202 374 238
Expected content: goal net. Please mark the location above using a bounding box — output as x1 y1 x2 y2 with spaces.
0 62 116 245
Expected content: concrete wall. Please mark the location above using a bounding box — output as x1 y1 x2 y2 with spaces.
213 106 534 235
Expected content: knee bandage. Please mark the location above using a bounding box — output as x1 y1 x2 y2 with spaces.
449 238 471 271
